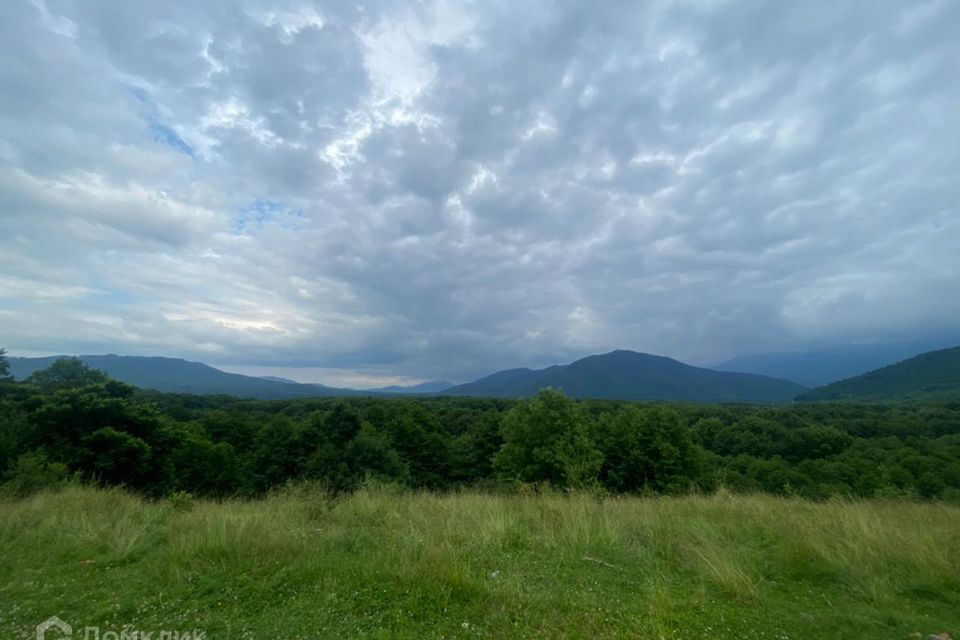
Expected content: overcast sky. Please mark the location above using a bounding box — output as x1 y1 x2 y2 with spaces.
1 0 958 387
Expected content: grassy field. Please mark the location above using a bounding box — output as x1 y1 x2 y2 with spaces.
1 486 958 639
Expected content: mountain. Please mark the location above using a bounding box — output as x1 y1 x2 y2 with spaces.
715 335 960 388
260 375 301 384
256 374 454 395
8 355 364 400
797 346 960 402
369 381 455 394
444 350 806 403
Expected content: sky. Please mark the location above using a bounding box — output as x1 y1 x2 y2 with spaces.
1 0 958 387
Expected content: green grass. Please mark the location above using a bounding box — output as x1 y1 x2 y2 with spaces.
2 486 959 639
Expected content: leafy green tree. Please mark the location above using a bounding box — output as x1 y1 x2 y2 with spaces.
26 358 109 392
690 416 725 450
29 383 158 469
345 422 408 485
0 402 33 474
199 410 256 450
450 411 503 482
737 456 811 495
325 402 364 446
709 416 786 458
299 407 358 491
81 427 152 486
0 348 12 382
248 415 302 491
494 388 603 488
785 425 854 462
158 422 241 496
594 406 703 493
386 403 451 488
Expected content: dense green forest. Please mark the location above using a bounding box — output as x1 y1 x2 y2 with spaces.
2 353 959 500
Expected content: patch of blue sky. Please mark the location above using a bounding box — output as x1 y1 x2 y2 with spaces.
232 199 305 233
122 84 194 157
150 123 194 157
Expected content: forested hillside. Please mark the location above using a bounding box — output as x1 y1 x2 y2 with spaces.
2 355 958 500
799 346 960 402
445 350 806 403
10 350 805 403
8 354 362 399
715 336 960 387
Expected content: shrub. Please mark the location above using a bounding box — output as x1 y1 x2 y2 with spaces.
1 451 70 497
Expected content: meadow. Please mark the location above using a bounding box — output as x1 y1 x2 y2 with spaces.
2 485 958 639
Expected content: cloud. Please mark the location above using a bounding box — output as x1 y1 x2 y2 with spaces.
1 0 958 383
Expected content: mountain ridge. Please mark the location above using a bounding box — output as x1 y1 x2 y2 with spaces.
8 355 363 399
9 351 806 403
796 345 960 402
369 380 455 394
444 349 806 403
715 335 960 387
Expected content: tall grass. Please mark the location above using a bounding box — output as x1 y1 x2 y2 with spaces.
2 486 958 639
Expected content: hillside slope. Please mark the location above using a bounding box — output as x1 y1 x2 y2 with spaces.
797 345 960 402
445 350 806 403
716 335 960 387
369 380 454 394
8 355 363 399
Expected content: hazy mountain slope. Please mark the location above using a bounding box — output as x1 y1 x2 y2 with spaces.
797 346 960 402
445 350 805 403
8 355 363 399
370 381 455 394
260 375 301 384
716 336 960 387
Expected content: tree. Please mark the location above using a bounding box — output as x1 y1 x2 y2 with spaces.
385 403 451 488
784 425 854 462
345 422 408 485
248 415 302 491
81 427 152 486
199 410 256 449
494 388 602 488
0 348 12 382
26 358 109 392
161 424 240 496
594 406 703 493
299 406 361 491
325 402 364 446
450 411 503 482
28 383 159 468
0 403 32 474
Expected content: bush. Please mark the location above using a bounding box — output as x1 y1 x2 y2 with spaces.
167 490 195 511
1 451 70 497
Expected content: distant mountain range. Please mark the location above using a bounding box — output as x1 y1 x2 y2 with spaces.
797 346 960 402
445 350 806 403
369 380 455 394
258 375 454 395
10 351 803 403
11 343 959 404
8 355 364 399
715 335 960 388
8 355 455 399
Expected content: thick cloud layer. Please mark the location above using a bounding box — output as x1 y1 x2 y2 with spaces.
1 0 958 385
